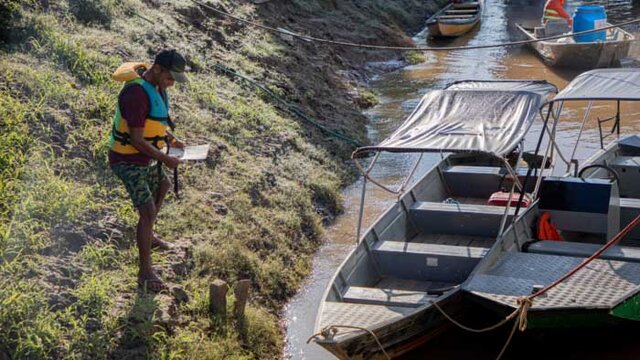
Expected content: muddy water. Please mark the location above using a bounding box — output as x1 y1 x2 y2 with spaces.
284 1 640 358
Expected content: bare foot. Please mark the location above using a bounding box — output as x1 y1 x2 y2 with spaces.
151 234 173 251
138 271 167 292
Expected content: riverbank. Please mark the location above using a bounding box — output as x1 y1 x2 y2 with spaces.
0 0 445 358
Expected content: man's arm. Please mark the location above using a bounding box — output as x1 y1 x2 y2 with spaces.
166 129 185 149
129 126 181 169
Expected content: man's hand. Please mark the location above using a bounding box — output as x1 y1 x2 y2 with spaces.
162 155 182 169
171 137 186 149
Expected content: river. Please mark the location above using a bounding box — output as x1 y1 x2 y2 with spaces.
284 1 640 358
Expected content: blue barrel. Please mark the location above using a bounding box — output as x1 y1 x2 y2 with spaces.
573 6 607 43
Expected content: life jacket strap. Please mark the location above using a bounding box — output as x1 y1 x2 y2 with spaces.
112 126 168 149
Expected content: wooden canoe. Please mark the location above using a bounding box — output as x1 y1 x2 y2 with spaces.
516 23 634 68
426 1 482 38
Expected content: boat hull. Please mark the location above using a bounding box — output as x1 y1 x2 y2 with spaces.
426 2 482 38
428 19 480 38
316 293 466 359
470 296 640 330
517 24 634 68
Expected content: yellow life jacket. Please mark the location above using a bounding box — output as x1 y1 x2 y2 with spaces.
109 62 173 154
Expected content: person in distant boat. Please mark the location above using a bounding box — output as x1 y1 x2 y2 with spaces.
542 0 573 27
109 49 188 292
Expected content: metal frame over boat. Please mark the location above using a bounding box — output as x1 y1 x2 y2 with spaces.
426 1 482 38
309 80 557 359
516 22 634 68
465 69 640 331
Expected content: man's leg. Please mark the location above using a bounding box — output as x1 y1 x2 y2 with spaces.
155 177 171 210
151 172 173 250
137 200 166 291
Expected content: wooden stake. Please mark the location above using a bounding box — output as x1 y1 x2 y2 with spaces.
234 279 250 318
209 279 228 317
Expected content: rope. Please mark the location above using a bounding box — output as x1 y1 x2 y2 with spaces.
193 0 640 52
431 299 521 333
529 213 640 301
353 156 402 194
427 214 640 358
306 325 391 360
212 63 362 147
430 295 531 360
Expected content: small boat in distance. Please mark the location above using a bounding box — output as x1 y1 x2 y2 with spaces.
516 22 634 68
310 80 557 359
426 1 482 38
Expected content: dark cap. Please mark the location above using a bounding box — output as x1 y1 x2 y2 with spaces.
154 49 188 83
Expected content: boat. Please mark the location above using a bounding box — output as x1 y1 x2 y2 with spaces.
309 80 557 359
516 22 634 68
426 1 482 38
465 69 640 336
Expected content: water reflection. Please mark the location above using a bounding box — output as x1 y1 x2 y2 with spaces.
284 0 640 358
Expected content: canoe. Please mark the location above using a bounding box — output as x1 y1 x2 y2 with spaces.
310 80 557 359
465 69 640 333
426 1 482 38
516 22 634 68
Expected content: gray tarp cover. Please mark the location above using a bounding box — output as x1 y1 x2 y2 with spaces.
552 68 640 102
355 89 547 157
446 80 558 98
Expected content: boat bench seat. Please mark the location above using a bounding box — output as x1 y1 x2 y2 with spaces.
619 198 640 240
442 166 543 197
445 9 477 14
609 157 640 198
453 2 478 8
343 286 437 307
439 14 474 18
527 240 640 263
372 240 489 283
410 201 515 237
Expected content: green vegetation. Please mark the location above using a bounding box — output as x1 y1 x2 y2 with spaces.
356 90 379 109
405 50 426 65
0 0 438 358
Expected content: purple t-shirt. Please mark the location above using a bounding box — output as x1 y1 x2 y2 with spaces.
108 84 152 166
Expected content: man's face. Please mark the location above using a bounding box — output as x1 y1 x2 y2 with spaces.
153 65 175 89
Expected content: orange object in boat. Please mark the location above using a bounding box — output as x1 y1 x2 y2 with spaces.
537 211 562 241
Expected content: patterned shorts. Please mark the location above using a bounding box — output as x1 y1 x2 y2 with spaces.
111 162 167 208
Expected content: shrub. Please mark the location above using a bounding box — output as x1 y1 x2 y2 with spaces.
69 0 116 27
0 0 21 43
404 50 426 65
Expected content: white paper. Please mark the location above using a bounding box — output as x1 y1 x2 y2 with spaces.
167 144 210 161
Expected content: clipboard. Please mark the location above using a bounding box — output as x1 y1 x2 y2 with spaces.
167 144 210 161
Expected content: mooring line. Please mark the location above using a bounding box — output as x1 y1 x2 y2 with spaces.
193 0 640 52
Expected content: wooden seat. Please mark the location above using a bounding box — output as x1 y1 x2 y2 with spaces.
452 2 479 9
445 9 477 14
410 201 515 237
443 165 546 197
439 15 475 19
609 157 640 198
527 240 640 262
343 286 437 307
372 241 489 282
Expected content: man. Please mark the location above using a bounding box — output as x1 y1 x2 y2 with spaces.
542 0 573 28
109 49 188 291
